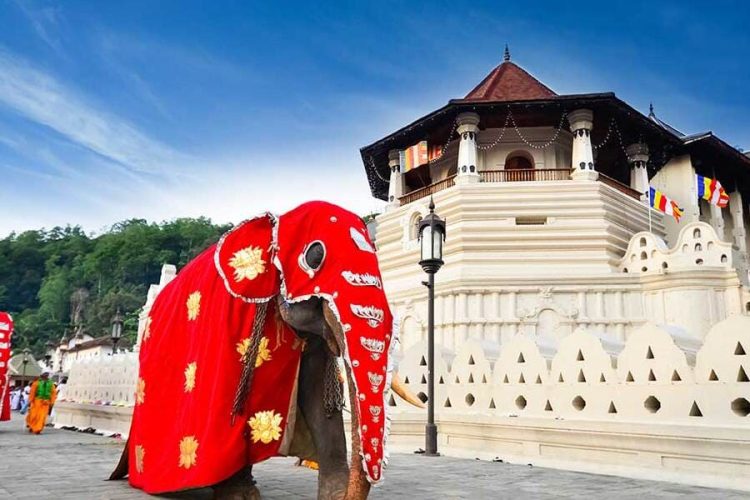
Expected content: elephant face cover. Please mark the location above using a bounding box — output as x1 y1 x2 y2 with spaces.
275 201 394 484
126 201 396 494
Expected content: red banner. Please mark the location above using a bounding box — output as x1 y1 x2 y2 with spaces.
0 312 13 421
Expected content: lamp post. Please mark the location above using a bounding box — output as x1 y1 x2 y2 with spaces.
21 348 30 385
417 197 446 456
111 308 123 353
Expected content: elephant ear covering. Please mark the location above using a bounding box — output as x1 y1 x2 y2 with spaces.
276 201 394 484
214 213 280 302
126 214 302 495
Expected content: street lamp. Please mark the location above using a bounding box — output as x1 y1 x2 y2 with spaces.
21 347 30 384
111 308 123 353
417 197 446 456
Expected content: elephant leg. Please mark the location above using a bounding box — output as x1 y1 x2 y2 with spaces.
212 466 261 500
299 338 349 500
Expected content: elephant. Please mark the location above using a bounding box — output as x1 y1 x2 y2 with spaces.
110 201 423 500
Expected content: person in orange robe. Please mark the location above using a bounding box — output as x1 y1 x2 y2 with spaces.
25 371 57 434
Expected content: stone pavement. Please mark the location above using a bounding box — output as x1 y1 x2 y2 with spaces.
0 413 747 499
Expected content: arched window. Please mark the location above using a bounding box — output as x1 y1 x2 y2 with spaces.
410 213 422 240
505 151 534 170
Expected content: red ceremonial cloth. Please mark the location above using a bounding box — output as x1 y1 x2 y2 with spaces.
128 227 302 494
0 312 13 422
127 202 395 492
276 201 394 483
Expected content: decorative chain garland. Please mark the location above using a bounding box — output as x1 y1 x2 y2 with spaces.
506 108 569 150
231 300 269 424
476 112 511 151
427 116 460 164
593 117 616 151
370 108 645 178
323 355 345 418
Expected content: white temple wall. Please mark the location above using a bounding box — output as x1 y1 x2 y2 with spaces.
650 154 698 246
380 181 666 295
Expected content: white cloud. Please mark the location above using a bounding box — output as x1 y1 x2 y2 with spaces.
0 48 191 176
11 0 65 55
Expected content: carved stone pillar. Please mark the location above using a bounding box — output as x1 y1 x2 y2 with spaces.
730 191 747 252
626 143 650 195
386 149 403 211
455 112 480 185
568 109 598 181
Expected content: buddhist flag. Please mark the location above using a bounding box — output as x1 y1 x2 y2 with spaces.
696 174 729 208
399 141 428 172
649 187 684 222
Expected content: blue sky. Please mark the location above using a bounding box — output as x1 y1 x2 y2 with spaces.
0 0 748 236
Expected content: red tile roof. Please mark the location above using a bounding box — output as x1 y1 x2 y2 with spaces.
464 61 557 102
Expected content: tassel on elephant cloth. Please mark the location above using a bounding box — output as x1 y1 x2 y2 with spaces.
128 233 303 494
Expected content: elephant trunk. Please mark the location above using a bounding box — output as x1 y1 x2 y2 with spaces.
344 363 371 500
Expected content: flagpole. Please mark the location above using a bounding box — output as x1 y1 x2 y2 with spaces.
647 186 652 233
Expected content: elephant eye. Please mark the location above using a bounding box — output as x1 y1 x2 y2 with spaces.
298 240 326 278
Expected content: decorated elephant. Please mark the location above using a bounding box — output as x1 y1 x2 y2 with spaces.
109 201 422 499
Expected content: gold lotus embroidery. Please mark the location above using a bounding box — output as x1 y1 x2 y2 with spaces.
184 362 197 392
228 246 266 282
136 378 145 405
178 436 198 469
135 445 145 474
142 315 152 341
248 410 283 444
236 337 272 367
186 291 201 321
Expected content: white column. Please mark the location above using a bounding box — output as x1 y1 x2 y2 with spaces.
730 192 747 252
386 149 403 211
455 112 480 185
710 204 725 241
626 143 649 195
568 109 598 181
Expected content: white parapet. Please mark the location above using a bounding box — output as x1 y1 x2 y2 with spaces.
389 315 750 491
54 351 138 436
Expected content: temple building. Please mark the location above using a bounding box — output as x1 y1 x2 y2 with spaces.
362 47 750 347
361 49 750 489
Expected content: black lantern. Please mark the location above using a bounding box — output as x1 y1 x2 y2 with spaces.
418 198 446 274
111 308 124 352
416 197 446 457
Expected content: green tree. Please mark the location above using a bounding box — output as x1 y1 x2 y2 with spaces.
0 218 229 357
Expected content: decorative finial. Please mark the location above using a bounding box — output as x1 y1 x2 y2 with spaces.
648 102 655 117
503 44 511 62
429 196 435 212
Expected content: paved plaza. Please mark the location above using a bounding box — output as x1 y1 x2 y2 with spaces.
0 414 746 499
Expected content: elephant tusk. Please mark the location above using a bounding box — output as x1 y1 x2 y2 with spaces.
391 372 425 409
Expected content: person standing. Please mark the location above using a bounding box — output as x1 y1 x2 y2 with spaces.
25 371 57 434
10 386 21 411
20 384 30 414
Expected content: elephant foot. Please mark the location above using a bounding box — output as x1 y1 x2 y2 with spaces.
317 470 349 500
213 467 261 500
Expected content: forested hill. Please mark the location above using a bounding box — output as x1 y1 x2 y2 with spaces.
0 218 231 357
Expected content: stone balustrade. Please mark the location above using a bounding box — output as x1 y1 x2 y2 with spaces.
393 315 750 423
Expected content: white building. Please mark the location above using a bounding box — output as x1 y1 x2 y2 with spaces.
361 50 750 490
47 328 116 377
